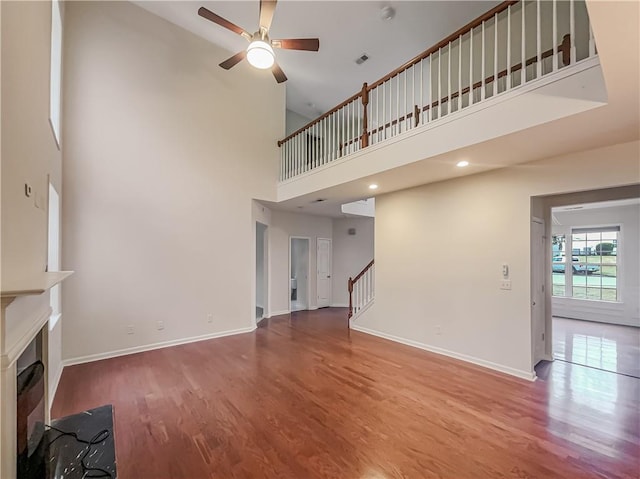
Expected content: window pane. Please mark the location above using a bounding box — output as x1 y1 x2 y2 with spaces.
602 231 617 240
602 288 617 301
573 286 587 299
586 232 601 241
573 275 587 286
552 271 565 297
586 287 602 300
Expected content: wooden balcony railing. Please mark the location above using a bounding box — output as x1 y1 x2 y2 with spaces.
278 0 596 181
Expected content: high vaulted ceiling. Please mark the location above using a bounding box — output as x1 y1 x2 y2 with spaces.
134 1 498 119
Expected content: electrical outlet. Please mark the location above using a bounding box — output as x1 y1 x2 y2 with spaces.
207 313 213 323
156 320 164 331
126 325 134 335
500 280 512 290
435 325 442 335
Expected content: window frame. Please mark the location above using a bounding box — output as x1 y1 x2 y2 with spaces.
49 0 63 149
552 224 622 303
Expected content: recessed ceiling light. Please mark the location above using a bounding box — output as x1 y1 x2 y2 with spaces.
369 184 379 190
456 160 469 168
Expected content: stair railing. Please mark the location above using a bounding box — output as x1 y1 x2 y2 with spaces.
348 259 375 319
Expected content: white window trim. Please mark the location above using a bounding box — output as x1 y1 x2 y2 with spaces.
559 223 623 303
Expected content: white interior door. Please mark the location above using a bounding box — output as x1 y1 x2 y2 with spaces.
317 238 332 308
532 219 546 365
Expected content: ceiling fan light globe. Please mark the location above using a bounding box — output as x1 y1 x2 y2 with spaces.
247 40 275 69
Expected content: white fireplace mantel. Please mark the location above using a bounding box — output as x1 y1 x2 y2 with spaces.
1 271 74 307
1 271 73 479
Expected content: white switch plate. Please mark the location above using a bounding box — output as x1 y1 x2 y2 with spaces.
126 325 134 335
500 280 512 290
156 320 164 331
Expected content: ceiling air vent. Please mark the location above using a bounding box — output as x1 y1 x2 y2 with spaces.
355 54 369 65
311 198 327 203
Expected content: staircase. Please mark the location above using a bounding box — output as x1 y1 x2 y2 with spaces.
348 260 374 321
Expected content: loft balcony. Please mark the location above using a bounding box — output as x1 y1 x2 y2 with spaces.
275 0 604 203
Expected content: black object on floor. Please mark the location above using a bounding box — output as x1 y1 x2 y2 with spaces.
46 405 117 478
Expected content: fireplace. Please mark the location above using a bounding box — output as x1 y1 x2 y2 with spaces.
16 330 47 479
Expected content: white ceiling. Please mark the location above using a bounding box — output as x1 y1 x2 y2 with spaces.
554 198 640 213
134 1 498 118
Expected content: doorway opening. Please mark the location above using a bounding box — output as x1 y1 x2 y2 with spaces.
290 237 310 312
316 237 332 308
256 222 267 321
531 185 639 380
550 199 639 378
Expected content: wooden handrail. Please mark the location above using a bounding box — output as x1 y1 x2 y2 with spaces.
278 1 516 148
348 259 374 319
367 1 517 91
278 91 362 146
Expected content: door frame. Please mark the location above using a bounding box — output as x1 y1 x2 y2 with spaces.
316 237 333 308
531 217 547 367
255 222 268 323
289 236 311 312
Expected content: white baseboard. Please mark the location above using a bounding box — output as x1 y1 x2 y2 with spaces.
350 324 536 382
63 325 256 367
331 303 349 308
268 310 290 317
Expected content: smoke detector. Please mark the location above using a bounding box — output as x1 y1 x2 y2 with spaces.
380 6 396 21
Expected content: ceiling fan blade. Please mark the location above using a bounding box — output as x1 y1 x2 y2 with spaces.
259 0 277 32
219 51 247 70
198 7 251 39
272 62 287 83
271 38 320 52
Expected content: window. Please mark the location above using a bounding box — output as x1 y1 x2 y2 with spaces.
552 227 619 302
571 228 618 301
50 0 62 147
551 234 566 296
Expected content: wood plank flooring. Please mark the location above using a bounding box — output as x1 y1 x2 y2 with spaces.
53 308 640 479
553 316 640 378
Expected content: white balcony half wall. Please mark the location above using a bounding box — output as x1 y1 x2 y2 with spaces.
277 58 605 203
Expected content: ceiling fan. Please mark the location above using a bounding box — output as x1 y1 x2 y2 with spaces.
198 0 320 83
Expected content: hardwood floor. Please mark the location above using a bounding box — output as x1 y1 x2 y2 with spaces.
553 316 640 378
53 308 640 479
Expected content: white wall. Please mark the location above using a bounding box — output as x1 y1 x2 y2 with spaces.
1 1 65 475
286 109 312 136
268 210 332 314
353 141 639 380
61 1 284 362
331 217 375 307
552 203 639 326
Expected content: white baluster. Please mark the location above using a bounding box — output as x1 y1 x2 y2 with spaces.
536 0 542 78
481 21 485 100
447 41 452 114
569 0 576 64
420 58 424 124
429 54 434 120
383 81 387 139
494 13 498 96
403 69 407 132
437 49 442 118
470 27 474 105
507 5 511 89
552 0 558 71
458 35 462 110
521 1 526 85
396 74 400 135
